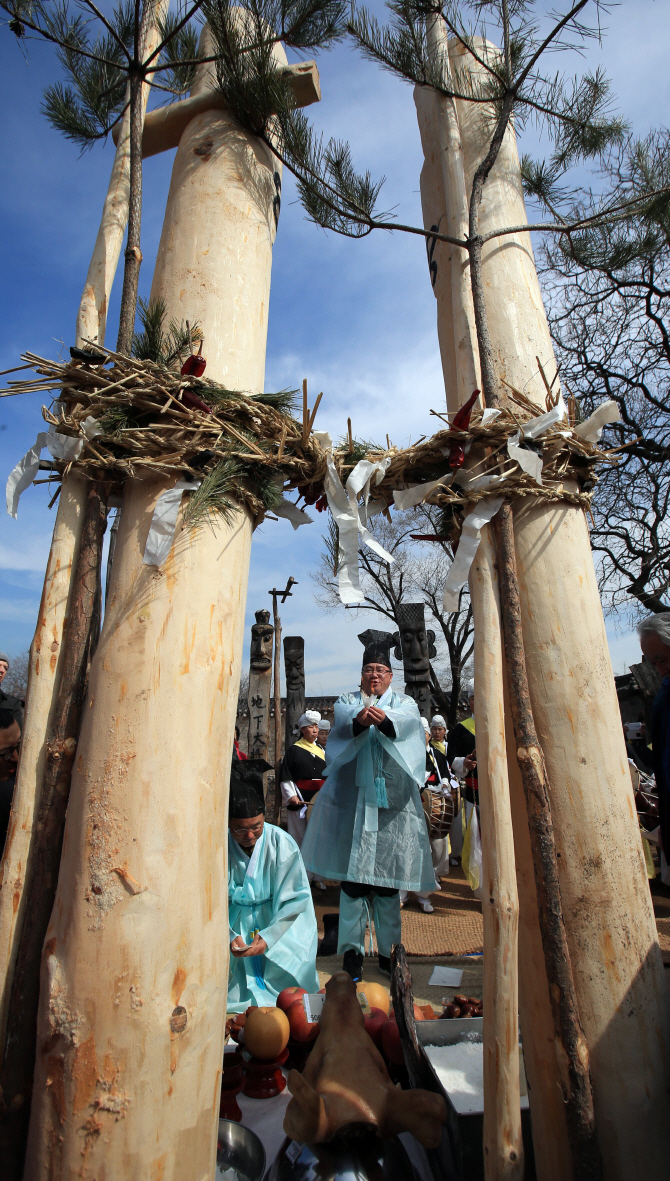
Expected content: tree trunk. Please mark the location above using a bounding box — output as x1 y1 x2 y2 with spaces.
0 482 108 1181
116 69 144 354
417 31 670 1178
0 475 87 1049
470 525 523 1181
76 0 169 349
24 26 288 1178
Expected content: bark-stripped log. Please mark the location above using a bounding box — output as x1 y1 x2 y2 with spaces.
470 526 523 1181
415 32 670 1177
0 481 108 1179
24 24 290 1180
0 475 86 1050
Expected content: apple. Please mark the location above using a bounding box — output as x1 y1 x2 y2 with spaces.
364 1007 388 1047
286 997 320 1043
276 986 307 1013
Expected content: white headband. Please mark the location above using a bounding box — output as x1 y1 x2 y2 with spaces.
318 720 331 731
298 710 321 729
431 715 446 729
420 717 431 734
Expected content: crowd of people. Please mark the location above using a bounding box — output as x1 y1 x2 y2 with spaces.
225 629 480 1012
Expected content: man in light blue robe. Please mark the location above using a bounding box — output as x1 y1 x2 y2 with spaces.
227 768 319 1013
301 630 434 981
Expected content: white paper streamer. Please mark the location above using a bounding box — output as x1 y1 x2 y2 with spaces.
574 399 622 443
481 408 501 425
143 477 201 567
6 417 105 518
521 394 567 440
507 431 543 484
273 498 313 530
312 432 394 606
393 472 453 510
442 497 504 612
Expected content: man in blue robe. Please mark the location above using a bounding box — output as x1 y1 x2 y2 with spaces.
227 762 319 1013
301 630 434 981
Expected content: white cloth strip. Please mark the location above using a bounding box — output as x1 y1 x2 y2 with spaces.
313 432 394 606
521 393 567 440
574 399 622 443
273 498 314 529
143 476 201 567
393 472 453 510
442 496 504 612
6 417 103 518
507 431 543 484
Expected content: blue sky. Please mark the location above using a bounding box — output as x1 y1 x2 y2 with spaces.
0 0 668 692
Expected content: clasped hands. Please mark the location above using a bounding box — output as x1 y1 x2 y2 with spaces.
230 933 268 958
356 705 387 728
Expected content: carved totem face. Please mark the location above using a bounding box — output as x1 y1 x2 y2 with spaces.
284 637 305 692
250 609 273 673
393 605 436 684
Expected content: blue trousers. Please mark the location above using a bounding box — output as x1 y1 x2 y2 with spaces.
337 883 401 958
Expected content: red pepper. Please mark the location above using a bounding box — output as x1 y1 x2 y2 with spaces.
179 388 212 415
447 389 481 468
181 355 207 378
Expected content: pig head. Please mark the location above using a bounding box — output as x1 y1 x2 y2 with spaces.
283 972 445 1148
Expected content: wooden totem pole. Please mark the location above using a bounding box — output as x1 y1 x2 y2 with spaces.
21 25 321 1181
283 635 305 750
392 602 436 719
415 30 670 1180
247 608 274 761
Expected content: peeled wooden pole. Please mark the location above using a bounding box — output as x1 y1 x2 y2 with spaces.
75 0 169 348
417 33 670 1177
470 526 523 1181
0 474 86 1045
24 25 289 1179
0 482 108 1179
0 0 168 1060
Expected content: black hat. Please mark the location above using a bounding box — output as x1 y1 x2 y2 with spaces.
229 757 272 818
358 629 394 670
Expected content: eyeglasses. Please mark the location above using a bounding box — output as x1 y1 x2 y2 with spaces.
230 820 264 838
0 743 20 760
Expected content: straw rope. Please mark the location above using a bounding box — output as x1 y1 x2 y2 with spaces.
2 349 614 534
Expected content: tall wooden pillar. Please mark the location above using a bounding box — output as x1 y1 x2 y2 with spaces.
247 609 274 761
24 26 294 1180
415 32 670 1179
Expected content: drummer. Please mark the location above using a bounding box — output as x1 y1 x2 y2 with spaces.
423 718 458 884
279 709 328 889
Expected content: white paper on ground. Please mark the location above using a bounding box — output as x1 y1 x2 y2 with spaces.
273 498 313 529
393 472 454 510
143 476 201 567
442 497 504 612
507 431 543 484
521 393 567 440
428 965 463 987
574 398 622 443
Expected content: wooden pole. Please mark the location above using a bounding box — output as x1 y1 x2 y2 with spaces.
269 577 296 824
470 526 523 1181
0 481 108 1179
271 592 282 823
23 24 291 1178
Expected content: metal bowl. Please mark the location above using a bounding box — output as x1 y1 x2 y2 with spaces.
216 1119 266 1181
268 1130 420 1181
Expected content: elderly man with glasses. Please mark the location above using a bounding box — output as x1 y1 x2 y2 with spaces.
301 630 434 981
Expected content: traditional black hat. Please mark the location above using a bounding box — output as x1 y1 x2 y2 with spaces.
358 629 394 670
229 757 272 818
